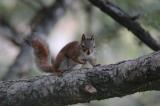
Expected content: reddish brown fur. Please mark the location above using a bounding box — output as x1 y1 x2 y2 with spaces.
30 38 53 72
30 38 85 75
31 38 49 59
53 41 85 73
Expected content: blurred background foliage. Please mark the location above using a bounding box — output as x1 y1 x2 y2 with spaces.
0 0 160 106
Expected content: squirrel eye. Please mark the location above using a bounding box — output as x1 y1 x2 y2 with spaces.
83 48 86 51
81 45 85 48
82 46 87 51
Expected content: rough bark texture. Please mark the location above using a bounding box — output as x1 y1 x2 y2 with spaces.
89 0 160 51
1 51 160 106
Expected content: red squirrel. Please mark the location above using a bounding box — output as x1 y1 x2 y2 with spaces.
28 34 96 76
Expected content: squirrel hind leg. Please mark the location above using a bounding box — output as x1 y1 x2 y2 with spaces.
53 69 63 76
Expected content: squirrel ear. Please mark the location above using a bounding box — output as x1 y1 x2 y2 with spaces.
91 35 94 40
82 34 86 40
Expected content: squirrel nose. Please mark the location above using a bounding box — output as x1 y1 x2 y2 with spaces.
87 50 90 55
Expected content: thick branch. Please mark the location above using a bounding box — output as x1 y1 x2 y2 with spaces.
1 51 160 106
89 0 160 51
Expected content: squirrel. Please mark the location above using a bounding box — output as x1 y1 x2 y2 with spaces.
27 34 96 76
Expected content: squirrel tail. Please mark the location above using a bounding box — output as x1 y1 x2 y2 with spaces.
26 36 54 73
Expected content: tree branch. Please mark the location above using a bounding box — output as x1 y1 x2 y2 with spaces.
30 0 72 34
2 43 34 80
89 0 160 51
1 51 160 106
0 17 24 46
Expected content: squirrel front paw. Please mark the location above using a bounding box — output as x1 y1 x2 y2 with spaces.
54 70 63 77
81 58 87 64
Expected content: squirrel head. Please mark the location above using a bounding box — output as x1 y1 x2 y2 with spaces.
81 34 95 55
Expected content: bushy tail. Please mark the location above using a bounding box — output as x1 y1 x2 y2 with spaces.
26 36 54 73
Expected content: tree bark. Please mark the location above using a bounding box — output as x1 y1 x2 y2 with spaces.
1 51 160 106
89 0 160 51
